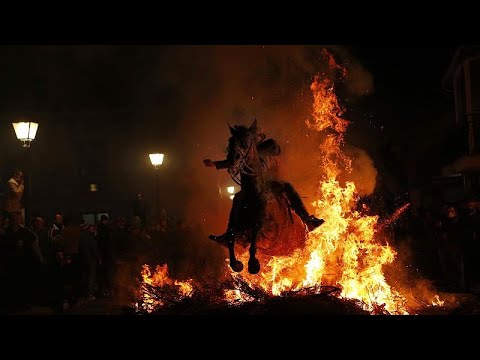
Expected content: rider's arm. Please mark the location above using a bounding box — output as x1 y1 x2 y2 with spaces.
213 160 229 169
204 159 229 169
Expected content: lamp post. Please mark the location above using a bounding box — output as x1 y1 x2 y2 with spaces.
149 153 164 223
12 121 39 225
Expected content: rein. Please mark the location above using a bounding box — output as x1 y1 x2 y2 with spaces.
228 134 268 186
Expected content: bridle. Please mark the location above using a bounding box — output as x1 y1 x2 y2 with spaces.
228 133 268 186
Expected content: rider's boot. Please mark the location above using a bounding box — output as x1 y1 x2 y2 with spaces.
304 215 325 232
208 233 227 245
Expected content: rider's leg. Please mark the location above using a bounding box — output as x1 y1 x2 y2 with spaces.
281 182 324 232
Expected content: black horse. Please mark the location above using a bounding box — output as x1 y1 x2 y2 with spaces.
204 119 324 274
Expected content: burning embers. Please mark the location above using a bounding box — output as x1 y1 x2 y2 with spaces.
135 262 446 315
135 49 446 315
135 264 194 313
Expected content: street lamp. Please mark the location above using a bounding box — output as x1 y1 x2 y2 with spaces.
12 121 39 225
149 153 164 169
12 121 39 147
149 153 164 222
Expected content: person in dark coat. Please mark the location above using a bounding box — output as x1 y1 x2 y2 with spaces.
96 215 116 296
111 217 129 262
133 193 147 226
79 222 101 299
3 211 40 309
438 205 463 291
460 198 480 292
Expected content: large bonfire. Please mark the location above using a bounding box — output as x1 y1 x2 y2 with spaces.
136 49 447 315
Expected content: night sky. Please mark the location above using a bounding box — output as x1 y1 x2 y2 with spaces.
0 45 461 223
348 45 461 192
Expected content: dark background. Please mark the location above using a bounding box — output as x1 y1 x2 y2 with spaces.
0 45 461 223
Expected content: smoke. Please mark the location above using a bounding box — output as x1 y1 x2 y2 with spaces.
150 45 377 274
342 146 378 197
332 46 375 97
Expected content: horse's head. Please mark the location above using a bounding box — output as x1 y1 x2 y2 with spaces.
226 119 266 184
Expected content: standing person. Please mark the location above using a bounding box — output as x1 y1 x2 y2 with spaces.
4 170 25 224
3 211 40 310
110 217 131 302
32 217 49 264
32 216 53 306
439 205 463 291
61 217 81 301
48 213 64 244
96 215 116 297
47 213 67 311
460 198 480 292
111 217 129 262
79 222 101 300
133 193 147 226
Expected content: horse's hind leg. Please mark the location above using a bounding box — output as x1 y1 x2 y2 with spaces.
226 229 244 272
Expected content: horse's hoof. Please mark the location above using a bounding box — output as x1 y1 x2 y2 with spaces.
248 258 260 274
230 259 244 272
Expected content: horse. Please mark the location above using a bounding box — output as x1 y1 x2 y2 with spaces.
206 119 322 274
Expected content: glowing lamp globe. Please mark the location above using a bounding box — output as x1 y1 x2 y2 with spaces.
149 153 164 169
12 122 39 147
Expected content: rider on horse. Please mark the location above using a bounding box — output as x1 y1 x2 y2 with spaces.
204 119 324 274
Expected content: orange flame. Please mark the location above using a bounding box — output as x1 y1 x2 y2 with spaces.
224 287 255 304
137 264 193 312
226 50 444 315
431 295 445 307
141 264 194 296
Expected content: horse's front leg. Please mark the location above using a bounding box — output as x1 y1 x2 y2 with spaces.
248 227 261 274
226 229 244 272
